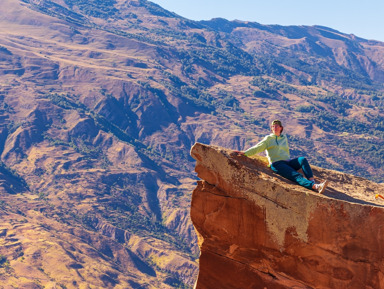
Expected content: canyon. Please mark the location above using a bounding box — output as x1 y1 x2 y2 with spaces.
0 0 384 287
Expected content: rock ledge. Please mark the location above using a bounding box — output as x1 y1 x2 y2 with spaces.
190 143 384 289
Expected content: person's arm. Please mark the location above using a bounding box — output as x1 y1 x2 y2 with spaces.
244 136 268 157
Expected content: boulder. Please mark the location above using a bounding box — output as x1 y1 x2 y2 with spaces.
190 142 384 289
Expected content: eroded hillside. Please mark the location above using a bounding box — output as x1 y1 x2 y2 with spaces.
0 0 384 287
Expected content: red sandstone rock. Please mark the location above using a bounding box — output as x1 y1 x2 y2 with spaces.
190 143 384 289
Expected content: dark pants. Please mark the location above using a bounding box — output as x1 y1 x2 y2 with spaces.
270 157 314 189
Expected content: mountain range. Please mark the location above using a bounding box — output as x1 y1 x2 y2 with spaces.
0 0 384 288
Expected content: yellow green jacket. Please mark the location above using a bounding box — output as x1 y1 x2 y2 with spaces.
244 134 290 165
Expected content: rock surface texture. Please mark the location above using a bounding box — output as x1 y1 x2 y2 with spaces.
190 143 384 289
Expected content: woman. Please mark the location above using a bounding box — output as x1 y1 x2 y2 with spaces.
239 120 328 193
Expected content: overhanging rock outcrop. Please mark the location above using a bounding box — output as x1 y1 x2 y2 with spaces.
190 142 384 289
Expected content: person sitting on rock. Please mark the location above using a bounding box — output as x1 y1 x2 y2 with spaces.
237 119 328 193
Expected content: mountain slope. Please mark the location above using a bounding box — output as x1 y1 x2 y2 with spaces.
0 0 384 287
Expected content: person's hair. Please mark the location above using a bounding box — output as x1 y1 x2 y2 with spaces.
271 119 282 127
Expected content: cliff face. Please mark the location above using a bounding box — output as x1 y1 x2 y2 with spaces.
190 143 384 289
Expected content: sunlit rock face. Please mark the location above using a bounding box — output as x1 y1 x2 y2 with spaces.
190 142 384 289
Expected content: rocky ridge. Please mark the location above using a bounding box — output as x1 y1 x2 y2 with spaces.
191 143 384 289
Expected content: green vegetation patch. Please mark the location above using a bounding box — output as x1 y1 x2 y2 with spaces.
64 0 118 18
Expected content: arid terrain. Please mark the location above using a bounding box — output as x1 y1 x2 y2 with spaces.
0 0 384 288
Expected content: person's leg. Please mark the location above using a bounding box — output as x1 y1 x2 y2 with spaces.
271 161 314 189
288 157 314 180
287 158 329 193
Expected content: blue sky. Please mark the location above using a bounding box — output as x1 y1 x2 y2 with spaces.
150 0 384 42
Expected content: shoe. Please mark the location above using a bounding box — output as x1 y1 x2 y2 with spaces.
313 180 328 194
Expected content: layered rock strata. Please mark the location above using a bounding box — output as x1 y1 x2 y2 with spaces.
190 143 384 289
